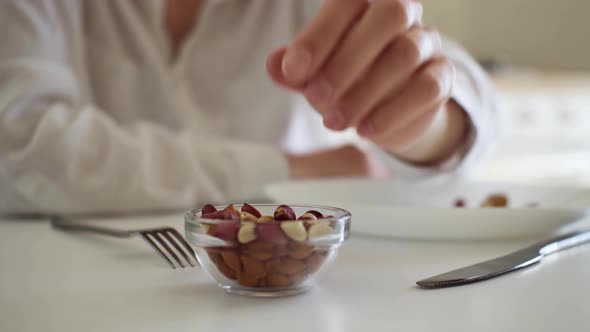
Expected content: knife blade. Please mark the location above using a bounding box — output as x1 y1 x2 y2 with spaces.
416 230 590 288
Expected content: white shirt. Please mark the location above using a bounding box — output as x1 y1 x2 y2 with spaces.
0 0 497 214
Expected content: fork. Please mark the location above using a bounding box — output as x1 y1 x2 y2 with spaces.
51 216 197 269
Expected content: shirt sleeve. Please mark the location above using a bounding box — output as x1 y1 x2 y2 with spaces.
0 1 289 214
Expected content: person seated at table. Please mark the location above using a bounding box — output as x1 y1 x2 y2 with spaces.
0 0 497 214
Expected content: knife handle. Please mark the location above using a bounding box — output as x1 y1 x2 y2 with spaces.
536 231 590 256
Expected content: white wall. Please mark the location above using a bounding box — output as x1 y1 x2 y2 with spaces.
422 0 590 70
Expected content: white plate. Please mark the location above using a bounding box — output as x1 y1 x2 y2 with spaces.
264 179 590 240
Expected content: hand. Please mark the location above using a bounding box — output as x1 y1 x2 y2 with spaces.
286 145 390 179
268 0 468 164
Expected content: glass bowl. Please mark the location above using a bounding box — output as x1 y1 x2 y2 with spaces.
185 204 351 297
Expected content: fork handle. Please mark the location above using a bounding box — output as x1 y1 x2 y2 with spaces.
51 216 132 238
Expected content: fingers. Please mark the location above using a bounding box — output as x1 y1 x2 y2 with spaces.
267 0 457 161
311 0 423 106
336 27 441 129
357 57 455 140
281 0 368 85
371 105 441 153
266 46 293 89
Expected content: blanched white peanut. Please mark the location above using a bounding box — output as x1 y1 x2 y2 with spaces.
240 212 259 222
238 222 257 244
308 223 333 239
280 221 307 242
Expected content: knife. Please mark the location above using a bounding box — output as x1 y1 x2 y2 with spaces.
416 230 590 288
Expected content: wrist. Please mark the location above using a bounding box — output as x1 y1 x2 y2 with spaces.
391 99 470 165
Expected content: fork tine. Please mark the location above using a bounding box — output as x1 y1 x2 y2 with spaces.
151 231 185 268
160 230 195 267
167 228 196 260
140 232 176 269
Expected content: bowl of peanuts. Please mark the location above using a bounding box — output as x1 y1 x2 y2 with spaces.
185 203 351 297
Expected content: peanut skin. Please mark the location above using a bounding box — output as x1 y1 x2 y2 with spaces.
221 250 242 272
241 203 262 218
237 272 260 287
244 241 274 261
257 223 288 245
216 260 237 280
241 256 267 279
306 253 326 274
206 248 224 265
266 273 291 288
276 258 307 275
201 204 217 215
290 271 308 285
274 205 296 221
287 242 313 259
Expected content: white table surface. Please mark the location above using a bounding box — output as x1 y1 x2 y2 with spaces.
1 214 589 332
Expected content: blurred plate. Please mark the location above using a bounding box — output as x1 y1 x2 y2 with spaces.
264 179 590 240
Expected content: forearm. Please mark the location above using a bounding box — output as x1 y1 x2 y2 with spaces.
0 71 288 213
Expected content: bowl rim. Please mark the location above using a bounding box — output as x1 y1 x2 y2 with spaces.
185 203 351 226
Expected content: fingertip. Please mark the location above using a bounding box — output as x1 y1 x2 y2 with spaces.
281 46 312 85
357 119 377 138
267 46 302 91
267 46 288 84
323 108 346 131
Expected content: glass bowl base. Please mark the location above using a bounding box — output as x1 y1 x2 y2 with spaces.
221 284 312 298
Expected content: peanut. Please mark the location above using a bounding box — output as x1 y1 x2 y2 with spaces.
241 203 262 218
241 256 267 279
237 272 259 287
308 223 333 240
280 221 307 242
266 273 291 288
306 253 325 273
287 242 313 259
221 250 242 272
274 204 296 221
237 222 257 244
216 260 237 280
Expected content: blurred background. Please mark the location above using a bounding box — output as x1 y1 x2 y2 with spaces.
423 0 590 187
